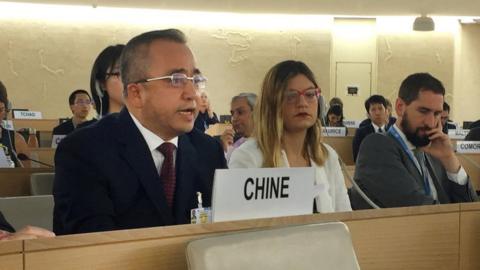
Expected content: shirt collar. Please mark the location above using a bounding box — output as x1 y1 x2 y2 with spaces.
129 112 178 151
371 122 385 132
392 124 415 151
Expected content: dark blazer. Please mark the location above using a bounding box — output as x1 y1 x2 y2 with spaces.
350 133 478 209
52 119 97 136
53 108 227 235
466 127 480 141
193 111 219 133
0 211 14 232
352 124 375 162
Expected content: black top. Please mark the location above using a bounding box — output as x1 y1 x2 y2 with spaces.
359 116 396 129
0 211 15 232
52 119 97 136
466 127 480 141
193 111 219 133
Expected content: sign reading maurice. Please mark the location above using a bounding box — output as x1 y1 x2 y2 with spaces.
322 127 347 137
448 129 469 140
212 167 315 222
456 141 480 153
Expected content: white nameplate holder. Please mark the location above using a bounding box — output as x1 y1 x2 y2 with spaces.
342 120 361 128
1 120 14 130
322 127 347 137
212 167 315 222
448 129 469 140
13 111 43 119
456 141 480 153
51 135 67 148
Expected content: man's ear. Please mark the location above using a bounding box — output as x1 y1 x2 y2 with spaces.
126 83 143 108
395 97 405 118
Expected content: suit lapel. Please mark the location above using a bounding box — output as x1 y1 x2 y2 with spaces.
116 109 174 225
424 155 450 203
173 134 198 222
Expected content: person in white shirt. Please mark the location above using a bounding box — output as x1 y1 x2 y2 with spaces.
229 60 352 213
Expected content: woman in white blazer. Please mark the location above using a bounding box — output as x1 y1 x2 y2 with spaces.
229 60 351 213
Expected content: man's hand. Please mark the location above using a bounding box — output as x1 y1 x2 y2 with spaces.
1 226 55 241
220 128 235 151
421 122 460 173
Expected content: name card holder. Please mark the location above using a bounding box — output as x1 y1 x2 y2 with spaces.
456 141 480 153
51 135 67 148
343 120 361 128
13 111 43 120
1 120 14 130
212 167 315 222
448 129 469 140
322 127 347 137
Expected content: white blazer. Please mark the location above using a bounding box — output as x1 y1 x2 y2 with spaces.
229 139 352 213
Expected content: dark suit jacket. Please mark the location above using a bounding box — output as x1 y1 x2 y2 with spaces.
0 211 14 232
193 111 219 133
350 133 478 209
466 127 480 141
52 119 97 136
53 109 227 235
352 124 375 162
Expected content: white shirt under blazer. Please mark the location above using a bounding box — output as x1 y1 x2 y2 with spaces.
229 139 352 213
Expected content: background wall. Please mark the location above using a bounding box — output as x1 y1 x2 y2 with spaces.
0 4 478 123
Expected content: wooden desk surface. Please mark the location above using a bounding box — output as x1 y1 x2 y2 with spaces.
20 203 480 270
12 119 59 132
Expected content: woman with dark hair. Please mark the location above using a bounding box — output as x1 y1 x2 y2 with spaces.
325 104 346 128
229 60 351 213
0 81 30 167
90 44 125 117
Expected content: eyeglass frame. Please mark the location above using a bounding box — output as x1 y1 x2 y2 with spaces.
133 73 207 90
283 88 320 104
73 100 94 106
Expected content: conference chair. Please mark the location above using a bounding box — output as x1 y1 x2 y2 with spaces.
186 221 360 270
0 195 54 231
30 172 55 195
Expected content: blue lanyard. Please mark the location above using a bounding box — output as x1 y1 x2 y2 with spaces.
388 127 431 196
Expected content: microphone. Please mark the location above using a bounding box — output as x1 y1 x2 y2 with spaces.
338 156 380 209
17 153 54 168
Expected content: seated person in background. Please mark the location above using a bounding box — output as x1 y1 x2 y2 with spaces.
229 60 351 213
52 89 96 136
220 93 257 161
441 102 457 134
329 96 343 109
53 29 226 235
0 211 55 241
0 81 30 167
325 105 346 128
465 127 480 141
90 44 126 117
352 95 389 162
193 90 219 132
358 97 396 128
350 73 478 209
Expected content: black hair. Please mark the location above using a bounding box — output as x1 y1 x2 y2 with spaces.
326 104 344 122
364 95 387 113
120 29 187 95
90 44 125 116
399 73 445 105
68 89 91 106
443 102 450 112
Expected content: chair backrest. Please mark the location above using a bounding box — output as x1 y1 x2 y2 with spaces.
0 195 54 231
30 172 54 195
186 221 360 270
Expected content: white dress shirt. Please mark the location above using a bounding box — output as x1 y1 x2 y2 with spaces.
130 113 178 174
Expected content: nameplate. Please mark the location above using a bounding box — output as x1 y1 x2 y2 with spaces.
448 129 469 139
342 120 360 128
212 167 315 222
456 141 480 153
1 120 14 130
13 111 43 119
51 135 67 148
322 127 347 137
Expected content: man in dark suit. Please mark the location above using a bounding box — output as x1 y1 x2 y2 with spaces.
350 73 477 209
440 102 457 134
352 95 390 162
53 29 227 235
52 89 96 136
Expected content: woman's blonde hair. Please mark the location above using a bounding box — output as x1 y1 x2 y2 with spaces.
254 60 328 167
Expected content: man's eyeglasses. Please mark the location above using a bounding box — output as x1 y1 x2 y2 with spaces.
134 73 207 90
74 100 93 106
284 88 320 104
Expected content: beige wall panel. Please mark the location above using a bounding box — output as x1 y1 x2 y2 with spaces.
0 254 23 270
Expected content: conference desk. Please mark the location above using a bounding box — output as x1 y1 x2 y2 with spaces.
0 168 54 196
11 119 59 147
0 203 476 269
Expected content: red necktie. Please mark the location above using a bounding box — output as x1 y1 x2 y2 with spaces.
157 142 176 207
